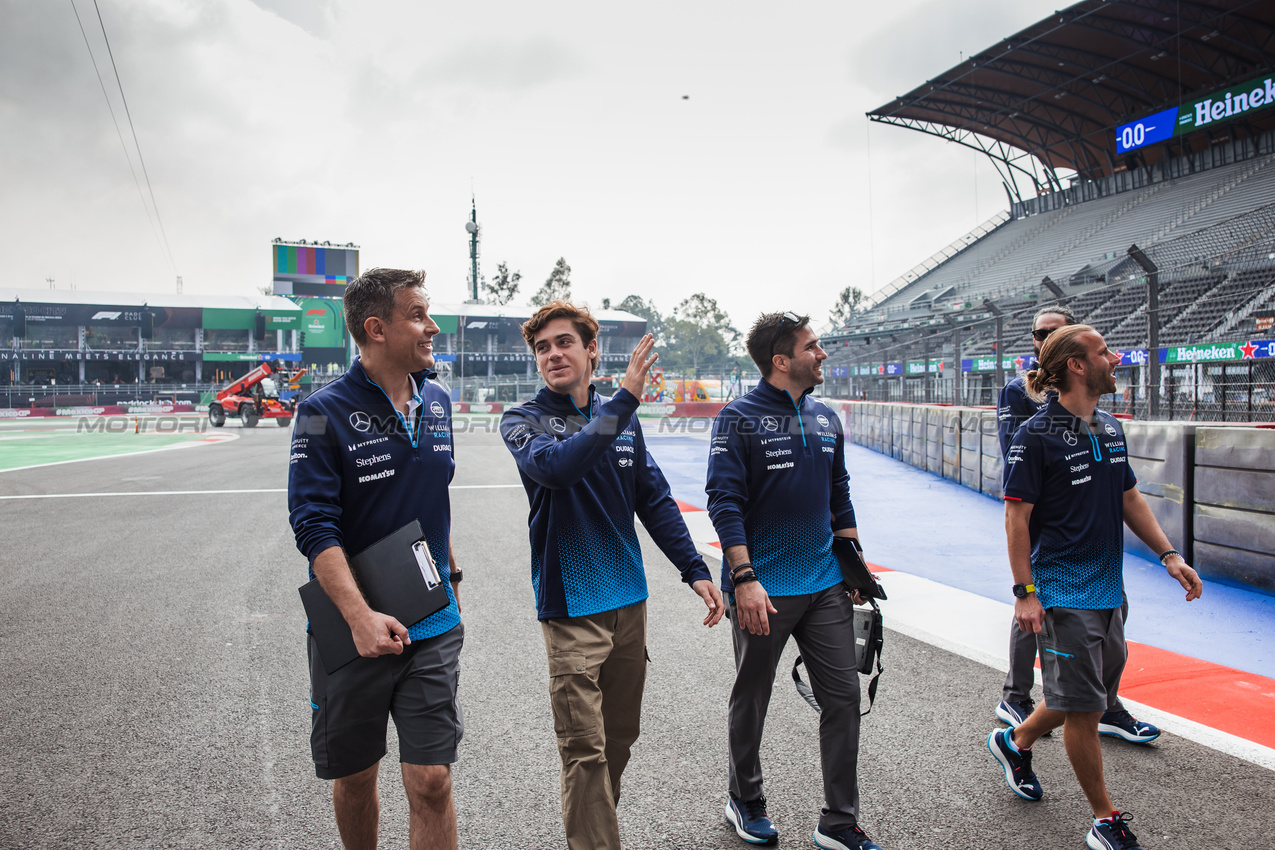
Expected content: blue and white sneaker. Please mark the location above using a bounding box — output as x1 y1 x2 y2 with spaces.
986 728 1043 801
1099 710 1160 744
725 794 778 845
813 823 885 850
995 698 1035 728
1086 812 1143 850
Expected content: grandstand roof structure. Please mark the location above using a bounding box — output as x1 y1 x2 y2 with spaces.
869 0 1275 200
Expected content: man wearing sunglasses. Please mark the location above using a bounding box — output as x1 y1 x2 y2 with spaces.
994 305 1159 747
707 312 883 850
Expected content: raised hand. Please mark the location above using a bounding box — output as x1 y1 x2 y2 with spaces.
621 334 659 399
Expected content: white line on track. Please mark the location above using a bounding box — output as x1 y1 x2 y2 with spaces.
0 483 524 500
0 433 239 474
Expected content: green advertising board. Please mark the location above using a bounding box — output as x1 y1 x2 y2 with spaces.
295 298 347 348
1163 341 1245 363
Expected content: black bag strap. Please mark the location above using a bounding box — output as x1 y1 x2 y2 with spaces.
791 600 884 717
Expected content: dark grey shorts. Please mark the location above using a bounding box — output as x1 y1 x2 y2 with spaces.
308 622 464 780
1037 607 1126 714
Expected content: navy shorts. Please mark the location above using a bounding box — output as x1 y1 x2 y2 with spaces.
307 622 464 780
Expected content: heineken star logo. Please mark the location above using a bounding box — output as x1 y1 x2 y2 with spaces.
1241 341 1258 359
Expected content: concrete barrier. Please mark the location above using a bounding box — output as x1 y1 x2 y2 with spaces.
1122 421 1196 563
960 410 982 491
941 409 961 481
1193 427 1275 593
926 408 943 475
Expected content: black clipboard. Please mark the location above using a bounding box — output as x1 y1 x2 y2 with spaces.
300 520 451 674
832 536 887 601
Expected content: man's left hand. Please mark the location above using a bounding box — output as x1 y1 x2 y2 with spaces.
1166 555 1203 601
692 579 724 627
452 582 462 614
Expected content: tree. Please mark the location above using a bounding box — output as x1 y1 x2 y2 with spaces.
614 294 664 342
829 285 866 327
530 257 572 306
664 293 739 377
482 262 521 305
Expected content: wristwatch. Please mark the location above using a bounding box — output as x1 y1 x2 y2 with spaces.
1012 583 1036 598
449 569 463 584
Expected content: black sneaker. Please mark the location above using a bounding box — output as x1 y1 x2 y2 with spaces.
1098 710 1160 744
986 728 1043 801
813 823 885 850
995 697 1035 727
725 794 778 845
1087 812 1143 850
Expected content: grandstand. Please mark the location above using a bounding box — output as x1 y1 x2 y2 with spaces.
828 0 1275 421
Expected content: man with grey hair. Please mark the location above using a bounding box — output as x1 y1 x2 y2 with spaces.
289 267 464 850
993 304 1159 748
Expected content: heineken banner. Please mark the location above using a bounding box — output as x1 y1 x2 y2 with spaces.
1161 340 1275 363
853 340 1271 376
905 359 944 375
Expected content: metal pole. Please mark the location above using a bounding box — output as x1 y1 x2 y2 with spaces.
1128 244 1160 418
468 198 480 302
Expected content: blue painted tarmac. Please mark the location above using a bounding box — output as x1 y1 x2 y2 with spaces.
646 428 1275 680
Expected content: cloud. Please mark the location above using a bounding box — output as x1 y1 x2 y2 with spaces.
250 0 337 38
417 36 584 93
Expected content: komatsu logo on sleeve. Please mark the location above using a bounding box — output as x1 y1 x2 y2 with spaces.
358 468 395 484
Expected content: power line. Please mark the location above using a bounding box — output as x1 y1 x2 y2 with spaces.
70 0 167 266
89 0 178 274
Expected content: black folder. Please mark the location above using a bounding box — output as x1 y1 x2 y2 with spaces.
300 520 451 674
833 536 887 601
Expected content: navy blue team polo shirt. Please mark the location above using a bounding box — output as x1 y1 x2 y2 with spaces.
1002 398 1137 611
706 379 856 597
288 357 460 642
997 374 1050 458
500 385 710 621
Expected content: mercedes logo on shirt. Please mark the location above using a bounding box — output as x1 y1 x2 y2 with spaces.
350 411 372 432
761 416 779 432
430 401 446 418
1063 430 1078 446
550 417 567 433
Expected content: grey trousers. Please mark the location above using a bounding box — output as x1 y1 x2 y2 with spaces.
728 585 861 831
1003 596 1127 713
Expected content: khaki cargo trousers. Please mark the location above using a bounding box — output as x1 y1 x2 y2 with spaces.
541 601 647 850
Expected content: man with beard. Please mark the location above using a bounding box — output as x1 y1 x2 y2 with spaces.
707 312 882 850
994 307 1158 746
988 325 1202 850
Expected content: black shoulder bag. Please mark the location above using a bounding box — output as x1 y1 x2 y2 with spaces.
792 537 886 716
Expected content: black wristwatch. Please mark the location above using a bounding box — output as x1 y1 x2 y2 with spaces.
1012 583 1036 598
449 569 463 584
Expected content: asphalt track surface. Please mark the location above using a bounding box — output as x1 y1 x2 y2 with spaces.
1 421 1272 849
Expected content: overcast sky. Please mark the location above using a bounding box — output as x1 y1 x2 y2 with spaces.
2 0 1066 328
